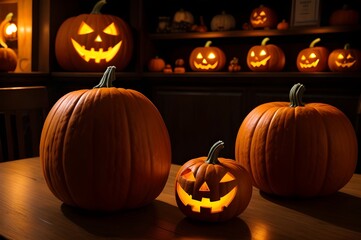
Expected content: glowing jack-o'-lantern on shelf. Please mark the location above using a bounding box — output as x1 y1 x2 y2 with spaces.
247 37 285 72
250 5 278 29
55 0 134 72
0 12 17 72
175 140 252 222
328 43 361 72
297 38 329 72
189 41 226 72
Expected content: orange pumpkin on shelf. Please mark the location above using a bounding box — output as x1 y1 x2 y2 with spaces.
329 4 359 26
250 5 278 29
148 56 166 72
247 37 285 72
55 0 134 72
210 11 236 31
328 43 361 72
277 19 289 30
40 66 172 212
0 47 17 72
189 41 226 72
296 38 329 72
175 140 252 222
235 83 358 197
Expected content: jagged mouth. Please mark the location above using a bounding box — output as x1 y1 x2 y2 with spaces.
71 38 122 63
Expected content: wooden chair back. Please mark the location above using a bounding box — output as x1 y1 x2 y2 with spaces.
0 86 49 161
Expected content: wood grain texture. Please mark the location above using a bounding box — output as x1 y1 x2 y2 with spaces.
1 157 360 239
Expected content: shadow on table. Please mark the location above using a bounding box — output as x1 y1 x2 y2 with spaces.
61 199 251 239
260 191 361 232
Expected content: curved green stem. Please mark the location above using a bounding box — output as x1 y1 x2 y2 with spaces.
93 66 116 88
91 0 106 14
344 43 351 50
206 140 224 164
310 38 321 48
261 37 270 46
205 40 212 47
289 83 305 107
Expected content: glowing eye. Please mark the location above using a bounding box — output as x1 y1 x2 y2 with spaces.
78 21 94 35
181 169 196 181
309 53 317 59
260 50 267 56
103 22 118 35
301 55 306 61
253 12 257 17
196 53 203 59
220 173 235 182
260 11 266 16
346 54 353 59
208 53 216 59
337 54 345 60
250 51 255 57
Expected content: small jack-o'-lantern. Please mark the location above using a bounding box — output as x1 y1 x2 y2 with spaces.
175 140 252 222
297 38 329 72
250 5 278 29
328 43 361 72
247 37 285 72
55 0 134 72
189 41 226 72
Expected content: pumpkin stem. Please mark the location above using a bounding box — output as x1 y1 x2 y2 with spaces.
206 140 224 165
94 66 116 88
310 38 321 48
289 83 305 107
91 0 106 14
344 43 351 50
261 37 270 46
205 40 212 47
0 13 14 48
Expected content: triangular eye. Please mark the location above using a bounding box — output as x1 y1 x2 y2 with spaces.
207 53 216 59
103 22 118 35
78 21 94 35
196 53 203 59
220 172 235 182
181 169 196 181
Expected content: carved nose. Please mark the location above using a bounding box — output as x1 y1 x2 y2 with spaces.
95 35 102 42
199 182 210 192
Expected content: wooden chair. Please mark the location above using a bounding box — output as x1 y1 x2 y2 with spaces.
0 86 49 161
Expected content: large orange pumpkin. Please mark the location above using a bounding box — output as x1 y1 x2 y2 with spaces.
55 0 134 72
40 66 171 211
235 83 358 197
247 37 285 72
175 140 252 222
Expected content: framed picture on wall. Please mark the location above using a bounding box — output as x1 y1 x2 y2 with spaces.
291 0 321 27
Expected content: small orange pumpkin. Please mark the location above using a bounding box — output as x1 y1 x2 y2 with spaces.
175 140 252 222
296 38 329 72
0 47 17 72
328 43 361 72
189 41 226 72
235 83 358 197
250 5 278 29
55 0 134 72
148 56 166 72
247 37 285 72
40 66 171 211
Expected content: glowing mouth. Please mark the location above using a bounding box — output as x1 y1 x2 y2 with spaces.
177 183 237 213
250 55 271 67
335 61 356 68
252 18 267 25
194 61 218 70
71 38 122 63
300 59 319 68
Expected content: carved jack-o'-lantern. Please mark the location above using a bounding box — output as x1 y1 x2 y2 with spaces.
250 5 278 29
55 0 133 72
328 43 361 72
247 37 285 72
297 38 329 72
175 141 253 222
189 41 226 72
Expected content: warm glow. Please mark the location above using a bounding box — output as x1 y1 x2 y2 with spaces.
335 53 356 68
177 183 237 213
250 55 271 67
5 22 17 36
193 61 218 69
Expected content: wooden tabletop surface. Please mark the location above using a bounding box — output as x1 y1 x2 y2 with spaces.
1 157 360 240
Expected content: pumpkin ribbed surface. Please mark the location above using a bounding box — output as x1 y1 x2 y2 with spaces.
40 67 171 211
235 83 357 197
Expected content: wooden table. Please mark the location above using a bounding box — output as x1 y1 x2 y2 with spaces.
1 157 360 240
